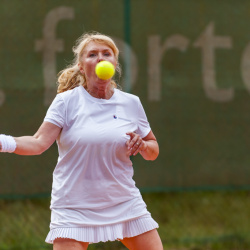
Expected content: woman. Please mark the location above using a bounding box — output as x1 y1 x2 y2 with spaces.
0 32 163 250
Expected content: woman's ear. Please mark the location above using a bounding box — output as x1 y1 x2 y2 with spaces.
78 63 84 74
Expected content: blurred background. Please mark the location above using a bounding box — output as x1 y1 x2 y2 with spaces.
1 0 250 249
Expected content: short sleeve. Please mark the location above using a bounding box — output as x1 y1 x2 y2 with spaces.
135 98 151 138
44 94 65 128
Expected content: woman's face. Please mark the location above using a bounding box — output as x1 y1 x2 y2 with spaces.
79 41 117 87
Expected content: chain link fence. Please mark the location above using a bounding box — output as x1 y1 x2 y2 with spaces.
1 0 250 249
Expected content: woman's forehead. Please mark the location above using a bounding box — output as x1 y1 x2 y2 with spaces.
84 41 113 52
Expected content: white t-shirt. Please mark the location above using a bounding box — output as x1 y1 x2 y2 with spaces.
44 86 151 211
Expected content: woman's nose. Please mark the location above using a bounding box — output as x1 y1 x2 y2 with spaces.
97 53 104 62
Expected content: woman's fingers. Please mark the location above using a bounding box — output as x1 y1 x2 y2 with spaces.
126 132 143 156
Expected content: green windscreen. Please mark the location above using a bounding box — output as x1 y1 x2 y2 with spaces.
1 0 250 198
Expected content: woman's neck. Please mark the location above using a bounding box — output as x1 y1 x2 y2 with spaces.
85 84 114 99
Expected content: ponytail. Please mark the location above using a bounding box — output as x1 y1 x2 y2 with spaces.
57 65 84 93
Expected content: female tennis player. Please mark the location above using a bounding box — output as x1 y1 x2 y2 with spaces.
0 32 163 250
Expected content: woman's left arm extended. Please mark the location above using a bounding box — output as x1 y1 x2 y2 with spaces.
126 130 159 161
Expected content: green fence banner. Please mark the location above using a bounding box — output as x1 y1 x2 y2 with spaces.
1 0 250 198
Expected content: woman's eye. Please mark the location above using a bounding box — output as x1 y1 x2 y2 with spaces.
104 52 111 56
89 53 96 57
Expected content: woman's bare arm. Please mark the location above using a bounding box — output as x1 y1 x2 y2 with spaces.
12 122 61 155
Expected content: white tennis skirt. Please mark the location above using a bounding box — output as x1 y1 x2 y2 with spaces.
45 196 159 244
45 214 158 244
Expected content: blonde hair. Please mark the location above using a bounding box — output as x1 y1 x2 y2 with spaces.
57 32 121 93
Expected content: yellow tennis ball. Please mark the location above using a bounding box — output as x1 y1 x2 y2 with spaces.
95 61 115 80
